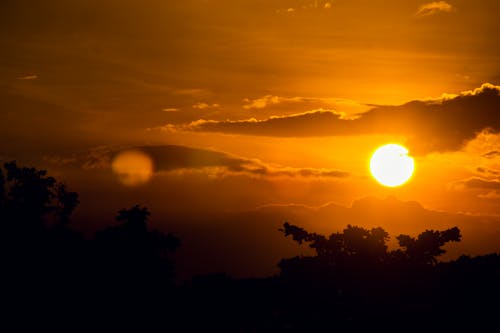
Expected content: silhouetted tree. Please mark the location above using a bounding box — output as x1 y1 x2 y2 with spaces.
1 162 84 323
395 227 461 265
54 183 79 227
280 222 460 269
280 222 390 267
0 167 5 209
1 161 79 233
116 204 150 230
94 205 181 283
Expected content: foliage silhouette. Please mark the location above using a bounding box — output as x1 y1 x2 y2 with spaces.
280 222 460 264
94 204 181 282
1 161 79 233
395 227 461 265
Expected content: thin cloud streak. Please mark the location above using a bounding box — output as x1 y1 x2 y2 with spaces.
17 74 38 80
416 1 453 17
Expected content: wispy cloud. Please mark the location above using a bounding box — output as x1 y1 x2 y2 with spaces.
276 1 333 14
243 95 282 109
416 1 453 17
476 167 500 176
192 102 220 110
483 151 500 159
17 74 38 80
242 95 369 118
276 8 296 14
449 176 500 200
162 108 180 112
477 191 500 199
450 177 500 191
172 88 211 97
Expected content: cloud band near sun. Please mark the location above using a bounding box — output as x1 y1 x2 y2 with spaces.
163 84 500 155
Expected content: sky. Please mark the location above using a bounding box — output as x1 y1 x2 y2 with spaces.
1 0 500 279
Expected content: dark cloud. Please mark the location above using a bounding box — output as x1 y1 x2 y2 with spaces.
130 145 246 173
449 176 500 201
70 144 349 179
181 111 351 136
174 83 500 154
483 150 500 159
476 167 500 176
457 177 500 190
129 145 349 178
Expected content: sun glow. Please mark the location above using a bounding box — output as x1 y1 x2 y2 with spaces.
112 150 154 186
370 144 414 187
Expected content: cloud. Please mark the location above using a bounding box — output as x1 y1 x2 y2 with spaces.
477 191 500 199
162 108 180 112
276 1 333 14
452 177 500 191
133 145 349 179
242 95 368 118
172 88 211 97
275 8 295 14
416 1 453 17
17 74 38 80
169 83 500 154
255 166 349 178
192 102 220 110
69 144 349 179
178 110 349 136
476 167 500 176
483 151 500 159
243 95 282 109
450 176 500 200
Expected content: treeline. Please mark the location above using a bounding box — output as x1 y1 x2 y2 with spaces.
1 162 180 329
1 162 499 330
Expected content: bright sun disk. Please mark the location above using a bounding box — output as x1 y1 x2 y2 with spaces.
370 144 414 187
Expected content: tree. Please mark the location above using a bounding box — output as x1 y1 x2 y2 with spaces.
280 222 390 265
396 227 461 265
278 222 462 280
0 167 5 207
1 162 83 309
54 183 79 227
0 161 79 232
94 205 181 282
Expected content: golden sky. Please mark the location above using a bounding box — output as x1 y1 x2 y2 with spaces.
1 0 499 277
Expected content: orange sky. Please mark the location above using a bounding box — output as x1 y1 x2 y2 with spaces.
1 0 499 277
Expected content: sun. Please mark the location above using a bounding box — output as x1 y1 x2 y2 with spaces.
112 150 154 186
370 144 415 187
